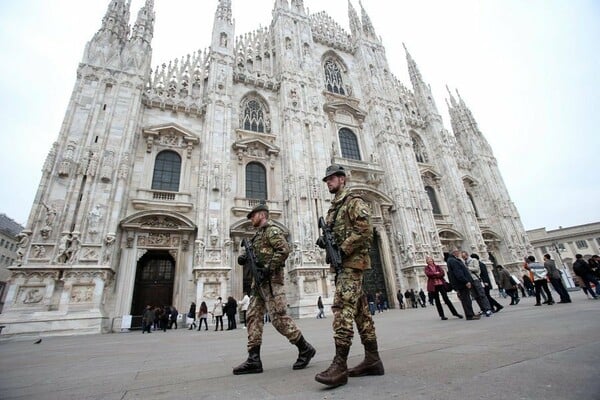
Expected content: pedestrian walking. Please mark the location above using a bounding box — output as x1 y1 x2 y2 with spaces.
317 296 325 318
424 255 462 320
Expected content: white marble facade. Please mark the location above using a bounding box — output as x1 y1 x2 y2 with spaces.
0 0 533 336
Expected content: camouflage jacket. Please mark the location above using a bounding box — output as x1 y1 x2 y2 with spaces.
326 188 372 270
251 220 290 285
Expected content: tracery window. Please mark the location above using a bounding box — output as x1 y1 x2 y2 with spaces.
324 59 346 95
246 162 267 200
151 150 181 192
467 192 480 218
141 258 174 281
241 96 270 133
339 128 361 160
411 134 429 163
425 186 442 215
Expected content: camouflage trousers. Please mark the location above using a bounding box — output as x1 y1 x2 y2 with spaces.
332 267 377 348
246 281 302 350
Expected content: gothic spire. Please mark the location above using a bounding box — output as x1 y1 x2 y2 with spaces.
348 1 362 38
447 87 481 137
446 85 458 108
291 0 305 11
359 0 377 39
403 43 424 90
130 0 155 45
215 0 232 23
273 0 289 11
98 0 131 45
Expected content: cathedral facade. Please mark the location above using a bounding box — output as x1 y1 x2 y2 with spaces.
0 0 533 335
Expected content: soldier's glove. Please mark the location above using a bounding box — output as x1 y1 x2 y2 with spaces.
316 236 326 249
237 254 247 265
256 266 271 284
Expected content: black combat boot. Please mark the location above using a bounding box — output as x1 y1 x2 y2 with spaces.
347 340 385 377
315 344 349 387
292 335 316 370
232 346 263 375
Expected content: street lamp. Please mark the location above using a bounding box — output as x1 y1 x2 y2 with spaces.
552 242 574 288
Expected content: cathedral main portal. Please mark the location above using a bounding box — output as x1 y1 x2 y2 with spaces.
131 251 175 325
363 232 388 306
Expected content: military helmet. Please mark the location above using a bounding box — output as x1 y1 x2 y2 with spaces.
322 164 346 182
247 202 269 219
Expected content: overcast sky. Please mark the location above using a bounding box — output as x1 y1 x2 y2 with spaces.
0 0 598 231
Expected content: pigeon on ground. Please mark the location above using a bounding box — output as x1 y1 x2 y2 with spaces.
34 338 42 344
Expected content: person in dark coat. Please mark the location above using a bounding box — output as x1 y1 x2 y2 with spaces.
496 265 519 305
543 254 571 303
317 296 325 318
188 302 197 330
573 254 600 299
522 274 534 297
409 289 417 308
403 289 412 308
396 290 405 309
169 305 178 329
225 296 237 330
160 306 169 332
471 254 503 313
446 249 479 320
142 305 154 333
418 289 427 308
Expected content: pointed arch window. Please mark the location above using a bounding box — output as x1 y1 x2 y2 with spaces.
324 59 346 95
425 186 441 215
246 162 267 200
467 192 480 218
339 128 361 160
241 96 270 133
151 150 181 192
411 134 429 163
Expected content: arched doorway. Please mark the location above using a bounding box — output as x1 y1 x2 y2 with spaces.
131 251 176 322
363 231 388 307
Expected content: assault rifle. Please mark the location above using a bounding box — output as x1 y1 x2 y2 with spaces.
241 238 271 296
317 216 343 283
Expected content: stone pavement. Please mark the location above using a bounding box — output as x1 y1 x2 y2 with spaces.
1 292 599 400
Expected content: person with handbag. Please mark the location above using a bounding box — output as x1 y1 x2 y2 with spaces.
187 302 197 330
495 265 519 305
213 297 224 331
424 256 463 320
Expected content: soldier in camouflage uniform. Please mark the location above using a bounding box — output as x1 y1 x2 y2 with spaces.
315 165 385 387
233 203 316 375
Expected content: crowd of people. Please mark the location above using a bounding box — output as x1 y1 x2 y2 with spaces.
141 304 180 333
141 251 600 334
136 164 599 390
397 250 600 322
142 292 253 333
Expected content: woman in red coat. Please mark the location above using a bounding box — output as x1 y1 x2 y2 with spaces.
424 256 463 320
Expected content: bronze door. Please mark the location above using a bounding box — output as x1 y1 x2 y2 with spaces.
363 231 388 306
131 251 175 327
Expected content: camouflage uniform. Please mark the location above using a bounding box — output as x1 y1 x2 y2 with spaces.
316 166 383 386
245 221 301 349
326 187 376 348
234 215 315 375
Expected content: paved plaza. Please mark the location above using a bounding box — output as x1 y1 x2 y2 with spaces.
1 292 599 400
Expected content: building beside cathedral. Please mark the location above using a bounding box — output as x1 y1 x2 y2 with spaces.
527 222 600 289
0 0 533 336
0 214 24 312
